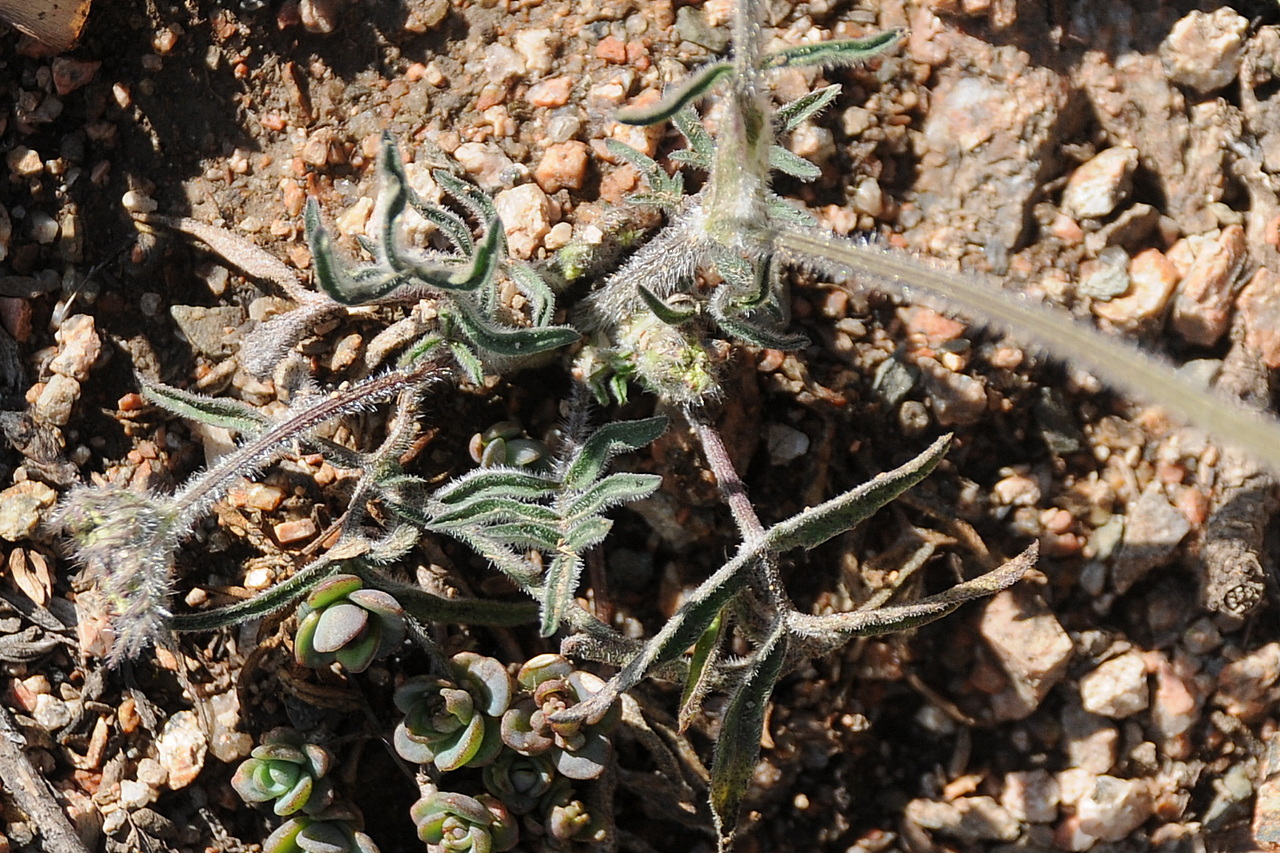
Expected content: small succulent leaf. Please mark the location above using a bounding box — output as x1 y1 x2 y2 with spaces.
263 817 309 853
312 603 369 654
274 774 315 816
766 434 950 552
433 714 487 772
430 497 560 528
638 285 698 325
552 550 751 727
345 588 403 619
302 743 332 779
454 652 514 715
516 653 574 689
678 608 725 732
434 470 559 506
565 517 613 552
336 627 382 672
350 831 380 853
139 376 270 434
763 28 905 70
672 107 715 164
507 262 556 327
792 543 1036 640
711 617 788 848
540 552 581 637
393 723 436 765
501 699 555 754
563 416 668 491
294 611 327 669
776 84 842 132
295 820 350 853
553 730 611 780
449 296 580 358
232 761 273 803
308 574 365 609
408 194 474 254
616 62 733 125
564 472 663 520
769 146 822 181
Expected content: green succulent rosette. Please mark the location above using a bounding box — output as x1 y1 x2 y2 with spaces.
410 791 518 853
294 574 406 673
393 651 513 771
231 728 336 817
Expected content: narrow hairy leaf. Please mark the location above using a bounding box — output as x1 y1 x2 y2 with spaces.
372 132 409 268
638 285 698 325
449 296 580 357
307 200 407 305
434 470 558 505
766 434 950 552
140 376 270 434
563 416 668 491
363 573 540 626
540 552 581 636
775 84 841 132
434 170 502 243
564 472 663 520
710 301 810 350
474 520 562 550
407 195 474 254
769 146 822 181
604 139 680 198
552 546 754 726
565 516 613 552
762 28 905 70
447 339 486 385
678 608 725 731
711 617 787 848
790 544 1036 642
617 62 733 125
672 107 714 164
405 219 502 292
429 497 560 527
508 262 556 327
168 557 341 633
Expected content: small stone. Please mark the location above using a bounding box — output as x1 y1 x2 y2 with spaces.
51 58 100 96
917 356 987 427
49 314 100 381
1061 146 1138 220
170 305 245 358
33 374 81 426
135 758 168 789
301 127 338 167
1092 248 1180 330
1080 650 1149 718
1169 225 1246 346
7 147 42 177
452 142 515 191
1002 770 1060 823
596 36 628 64
484 43 526 83
1075 776 1154 842
1216 642 1280 723
544 221 573 251
535 141 590 194
493 183 553 259
334 196 373 237
118 779 157 810
765 424 809 465
27 211 58 245
273 518 318 545
674 5 728 51
526 76 573 108
979 586 1074 720
228 482 285 512
852 177 883 218
1238 267 1280 369
904 796 1020 844
32 693 72 731
1062 702 1119 774
155 710 207 789
513 29 557 76
1077 247 1131 300
1110 482 1191 594
1160 8 1248 93
121 190 158 213
1147 651 1199 755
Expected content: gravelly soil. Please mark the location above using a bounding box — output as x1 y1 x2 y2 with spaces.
5 1 1280 852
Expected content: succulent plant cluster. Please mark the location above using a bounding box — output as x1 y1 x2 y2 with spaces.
395 653 615 852
232 730 378 853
